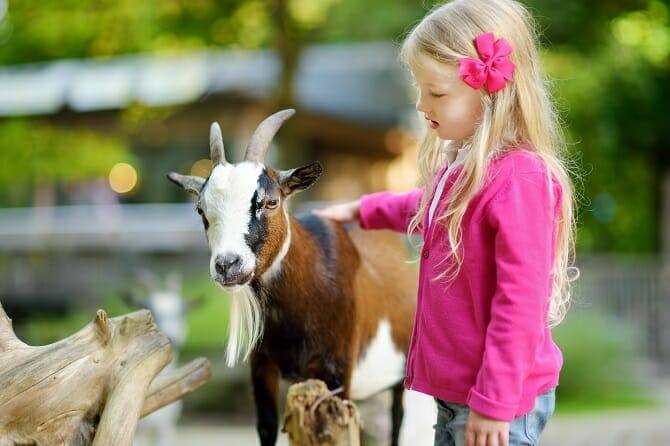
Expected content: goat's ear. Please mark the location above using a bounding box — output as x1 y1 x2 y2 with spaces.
120 289 145 309
167 172 205 196
278 161 323 197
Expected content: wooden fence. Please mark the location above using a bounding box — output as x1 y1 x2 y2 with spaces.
574 254 670 372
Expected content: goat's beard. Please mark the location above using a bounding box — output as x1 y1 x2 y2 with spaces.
225 285 264 367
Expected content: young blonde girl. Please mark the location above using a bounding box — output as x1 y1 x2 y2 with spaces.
314 0 579 445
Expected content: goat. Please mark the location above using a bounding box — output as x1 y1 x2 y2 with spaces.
123 271 193 446
167 109 418 446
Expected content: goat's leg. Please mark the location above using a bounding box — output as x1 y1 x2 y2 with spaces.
250 352 281 446
316 356 351 399
390 381 405 446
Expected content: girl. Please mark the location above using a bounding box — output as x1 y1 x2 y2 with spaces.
313 0 579 445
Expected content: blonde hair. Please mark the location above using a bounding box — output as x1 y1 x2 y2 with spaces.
400 0 580 327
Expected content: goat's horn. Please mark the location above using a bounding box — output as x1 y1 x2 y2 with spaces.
244 109 295 162
210 122 227 165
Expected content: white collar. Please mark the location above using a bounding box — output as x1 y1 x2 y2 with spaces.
445 145 469 164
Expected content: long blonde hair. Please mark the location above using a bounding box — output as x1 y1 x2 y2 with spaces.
400 0 580 327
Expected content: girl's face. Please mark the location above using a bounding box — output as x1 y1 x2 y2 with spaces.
412 52 483 142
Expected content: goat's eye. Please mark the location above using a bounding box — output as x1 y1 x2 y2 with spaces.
196 207 209 229
265 199 279 209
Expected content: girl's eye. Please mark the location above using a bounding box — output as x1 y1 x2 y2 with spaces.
265 199 279 209
430 92 445 98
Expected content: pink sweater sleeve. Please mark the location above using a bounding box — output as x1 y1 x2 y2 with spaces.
358 187 424 233
466 170 561 421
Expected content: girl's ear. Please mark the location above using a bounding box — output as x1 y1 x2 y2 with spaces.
278 161 323 197
167 172 206 196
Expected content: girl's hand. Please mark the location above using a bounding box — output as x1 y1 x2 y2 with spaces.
311 200 360 224
465 409 510 446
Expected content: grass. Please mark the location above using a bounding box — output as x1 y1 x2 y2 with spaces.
555 394 660 414
552 310 662 414
181 274 231 350
19 273 231 350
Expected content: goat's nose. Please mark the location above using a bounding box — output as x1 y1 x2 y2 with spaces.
215 254 241 276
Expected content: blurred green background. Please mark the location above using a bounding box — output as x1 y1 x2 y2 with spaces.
1 0 669 248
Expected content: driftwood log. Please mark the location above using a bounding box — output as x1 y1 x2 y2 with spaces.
282 380 362 446
0 302 210 446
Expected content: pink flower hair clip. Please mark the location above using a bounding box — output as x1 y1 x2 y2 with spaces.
458 32 516 94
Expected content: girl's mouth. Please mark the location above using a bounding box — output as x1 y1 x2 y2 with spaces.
428 119 440 129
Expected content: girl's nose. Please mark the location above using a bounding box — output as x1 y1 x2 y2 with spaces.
415 91 429 114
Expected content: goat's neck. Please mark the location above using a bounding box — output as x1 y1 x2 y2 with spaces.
253 214 324 310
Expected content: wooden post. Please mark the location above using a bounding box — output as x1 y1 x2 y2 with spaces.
282 380 362 446
0 303 210 446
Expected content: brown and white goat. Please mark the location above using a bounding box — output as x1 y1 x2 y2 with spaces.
168 109 417 446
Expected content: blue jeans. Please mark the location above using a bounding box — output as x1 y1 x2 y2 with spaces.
433 387 556 446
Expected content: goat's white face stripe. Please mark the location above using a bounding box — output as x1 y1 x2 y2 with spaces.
202 162 265 282
255 186 267 220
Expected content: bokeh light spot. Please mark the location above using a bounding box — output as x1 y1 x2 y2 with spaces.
109 162 138 194
190 159 213 178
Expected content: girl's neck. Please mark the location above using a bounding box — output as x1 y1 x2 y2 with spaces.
444 139 471 152
450 140 464 151
442 140 469 164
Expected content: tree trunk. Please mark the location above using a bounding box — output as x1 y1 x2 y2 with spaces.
0 303 210 446
282 380 361 446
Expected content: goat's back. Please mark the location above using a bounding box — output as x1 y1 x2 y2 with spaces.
347 227 418 296
342 227 418 399
346 227 418 351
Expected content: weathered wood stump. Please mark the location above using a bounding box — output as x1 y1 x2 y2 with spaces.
282 380 362 446
0 302 210 446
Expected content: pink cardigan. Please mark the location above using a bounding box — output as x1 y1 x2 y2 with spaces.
359 148 563 421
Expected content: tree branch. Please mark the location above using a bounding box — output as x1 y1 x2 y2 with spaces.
0 302 26 351
141 357 211 417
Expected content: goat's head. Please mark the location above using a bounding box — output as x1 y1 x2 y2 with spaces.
167 109 322 292
123 271 190 349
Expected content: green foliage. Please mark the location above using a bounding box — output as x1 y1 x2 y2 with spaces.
543 1 670 251
0 119 132 186
527 0 649 47
315 0 435 43
553 311 659 412
0 0 276 64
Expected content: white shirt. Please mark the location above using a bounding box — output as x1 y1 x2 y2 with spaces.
427 147 469 228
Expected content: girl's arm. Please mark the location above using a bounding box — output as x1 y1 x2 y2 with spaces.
466 170 562 422
358 187 424 234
